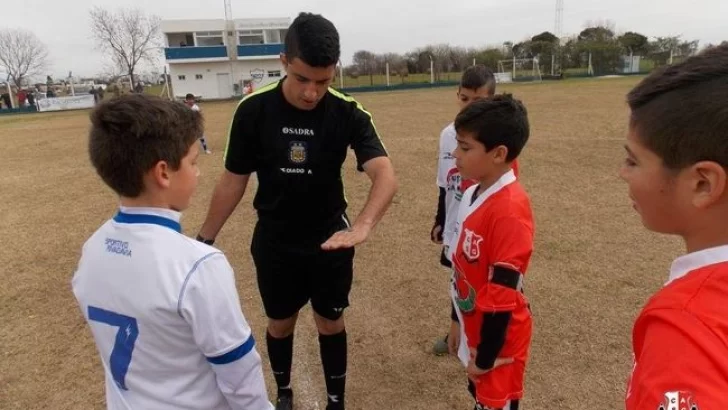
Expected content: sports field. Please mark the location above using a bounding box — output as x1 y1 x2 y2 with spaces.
0 77 682 409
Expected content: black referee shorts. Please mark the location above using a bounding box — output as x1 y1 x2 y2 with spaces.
251 215 355 321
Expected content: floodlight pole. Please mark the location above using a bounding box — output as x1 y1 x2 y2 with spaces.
386 62 390 87
429 55 434 84
339 60 344 89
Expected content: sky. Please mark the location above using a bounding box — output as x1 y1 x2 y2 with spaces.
5 0 727 79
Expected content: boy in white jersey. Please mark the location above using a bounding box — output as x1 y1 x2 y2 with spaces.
431 66 509 355
72 94 273 410
185 93 212 154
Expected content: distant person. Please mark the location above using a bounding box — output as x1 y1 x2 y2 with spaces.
622 44 728 410
1 92 11 108
17 89 27 107
184 93 211 154
90 86 99 104
72 94 273 410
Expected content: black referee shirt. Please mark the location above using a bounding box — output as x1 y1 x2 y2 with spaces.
224 78 388 241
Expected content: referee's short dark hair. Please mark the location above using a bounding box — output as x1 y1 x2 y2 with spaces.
284 12 340 67
88 94 203 198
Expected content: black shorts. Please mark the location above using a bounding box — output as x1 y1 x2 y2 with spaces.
251 215 355 321
440 247 452 268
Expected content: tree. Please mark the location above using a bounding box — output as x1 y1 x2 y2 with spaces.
618 31 649 55
0 29 49 88
532 31 558 44
352 50 377 85
512 41 533 59
577 25 622 75
502 41 514 57
578 26 615 42
646 36 698 66
89 7 161 89
530 31 559 73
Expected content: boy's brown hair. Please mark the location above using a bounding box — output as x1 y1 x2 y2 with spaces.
454 94 530 162
460 64 497 95
89 94 203 197
627 44 728 170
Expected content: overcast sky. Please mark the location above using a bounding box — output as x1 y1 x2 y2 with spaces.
5 0 727 79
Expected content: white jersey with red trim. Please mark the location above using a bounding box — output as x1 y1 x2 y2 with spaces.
72 206 272 410
437 122 477 260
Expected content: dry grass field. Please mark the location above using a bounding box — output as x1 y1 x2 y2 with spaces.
0 77 682 410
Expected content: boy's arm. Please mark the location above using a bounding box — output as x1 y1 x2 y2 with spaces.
626 309 728 410
178 252 273 410
474 217 533 370
432 126 452 243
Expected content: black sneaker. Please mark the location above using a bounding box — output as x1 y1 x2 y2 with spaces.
275 395 293 410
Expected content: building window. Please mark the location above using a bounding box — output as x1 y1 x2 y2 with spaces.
195 74 203 80
268 70 281 78
238 29 264 45
196 31 224 46
178 75 186 80
265 29 280 44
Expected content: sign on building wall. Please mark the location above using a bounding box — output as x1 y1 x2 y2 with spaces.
250 68 265 83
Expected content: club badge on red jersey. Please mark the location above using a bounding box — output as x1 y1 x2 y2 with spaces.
658 391 699 410
462 228 484 262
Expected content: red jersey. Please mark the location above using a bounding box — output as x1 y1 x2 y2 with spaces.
626 246 728 410
511 160 520 179
449 170 534 408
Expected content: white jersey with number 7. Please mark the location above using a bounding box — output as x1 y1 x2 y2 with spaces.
72 206 273 410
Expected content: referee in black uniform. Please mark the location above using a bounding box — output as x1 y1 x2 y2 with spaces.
197 12 398 410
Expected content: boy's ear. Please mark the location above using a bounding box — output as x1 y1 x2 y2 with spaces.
492 145 509 163
690 161 727 209
150 160 172 189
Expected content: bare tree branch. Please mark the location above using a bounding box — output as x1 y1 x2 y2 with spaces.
89 6 161 89
0 29 49 88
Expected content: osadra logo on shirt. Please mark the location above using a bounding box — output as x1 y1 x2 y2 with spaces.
282 127 314 136
657 391 699 410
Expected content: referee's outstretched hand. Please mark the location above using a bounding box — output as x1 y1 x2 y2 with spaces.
321 224 370 250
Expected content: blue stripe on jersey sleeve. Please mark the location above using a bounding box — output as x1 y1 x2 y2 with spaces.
206 334 256 365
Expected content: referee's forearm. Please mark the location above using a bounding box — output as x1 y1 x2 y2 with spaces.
199 171 249 239
355 162 398 229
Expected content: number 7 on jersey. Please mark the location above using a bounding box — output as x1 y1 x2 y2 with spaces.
88 306 139 390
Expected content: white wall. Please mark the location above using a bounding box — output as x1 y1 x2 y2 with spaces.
161 19 226 33
234 17 290 30
169 62 231 99
162 18 290 34
168 58 286 99
233 58 285 89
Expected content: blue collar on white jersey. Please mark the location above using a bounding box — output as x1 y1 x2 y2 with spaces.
113 206 182 233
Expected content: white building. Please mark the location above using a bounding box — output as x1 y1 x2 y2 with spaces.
161 17 290 100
